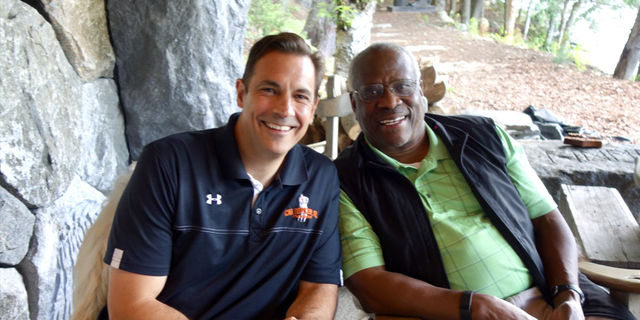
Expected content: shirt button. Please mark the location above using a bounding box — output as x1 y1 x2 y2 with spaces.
256 208 262 214
426 194 431 198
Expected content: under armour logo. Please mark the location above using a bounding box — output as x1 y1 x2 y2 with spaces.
206 194 222 205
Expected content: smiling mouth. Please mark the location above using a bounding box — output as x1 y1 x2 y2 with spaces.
264 121 293 131
379 116 406 126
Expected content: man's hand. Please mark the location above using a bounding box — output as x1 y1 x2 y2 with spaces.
472 293 537 320
551 290 585 320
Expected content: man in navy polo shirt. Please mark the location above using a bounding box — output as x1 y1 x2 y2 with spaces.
101 33 342 320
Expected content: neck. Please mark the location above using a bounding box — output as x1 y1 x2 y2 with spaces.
235 125 285 188
378 134 430 164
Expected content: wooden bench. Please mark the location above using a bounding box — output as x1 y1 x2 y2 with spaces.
559 184 640 317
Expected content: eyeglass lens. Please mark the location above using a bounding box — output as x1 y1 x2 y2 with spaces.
357 79 417 102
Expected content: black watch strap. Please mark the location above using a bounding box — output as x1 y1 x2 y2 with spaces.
552 284 585 304
460 290 475 320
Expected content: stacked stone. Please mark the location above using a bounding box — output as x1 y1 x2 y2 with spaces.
0 0 249 319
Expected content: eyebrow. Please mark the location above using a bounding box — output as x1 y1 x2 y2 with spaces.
257 79 313 96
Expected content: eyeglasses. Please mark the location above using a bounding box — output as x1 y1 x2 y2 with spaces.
353 79 420 102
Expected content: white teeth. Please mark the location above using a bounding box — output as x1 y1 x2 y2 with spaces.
265 122 292 131
379 116 405 125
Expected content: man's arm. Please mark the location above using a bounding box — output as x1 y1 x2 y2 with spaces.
345 266 536 320
285 280 338 320
531 208 585 318
107 267 188 320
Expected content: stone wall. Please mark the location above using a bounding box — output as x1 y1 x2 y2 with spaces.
0 0 249 319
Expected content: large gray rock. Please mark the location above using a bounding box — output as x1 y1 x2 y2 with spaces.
0 268 30 320
18 176 105 320
79 79 129 194
521 140 640 218
107 0 250 159
0 187 35 266
37 0 115 81
465 110 541 140
0 0 82 208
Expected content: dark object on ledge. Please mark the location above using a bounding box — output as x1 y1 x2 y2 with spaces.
387 0 436 12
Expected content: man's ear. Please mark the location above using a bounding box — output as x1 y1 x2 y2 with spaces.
309 96 319 122
235 79 245 109
350 92 357 113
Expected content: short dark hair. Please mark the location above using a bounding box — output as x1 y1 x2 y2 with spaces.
348 42 420 91
242 32 325 98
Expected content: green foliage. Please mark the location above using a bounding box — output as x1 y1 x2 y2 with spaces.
552 43 590 72
246 0 306 42
468 17 479 35
317 0 382 30
422 14 430 23
552 45 570 64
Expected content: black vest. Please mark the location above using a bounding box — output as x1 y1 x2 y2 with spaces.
334 114 551 302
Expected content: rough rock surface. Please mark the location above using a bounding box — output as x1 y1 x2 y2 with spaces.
79 79 129 193
0 0 82 208
521 140 640 217
106 0 250 159
37 0 115 81
0 187 35 266
0 268 30 320
18 176 105 320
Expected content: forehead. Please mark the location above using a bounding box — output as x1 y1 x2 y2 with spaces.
353 49 416 88
250 51 316 90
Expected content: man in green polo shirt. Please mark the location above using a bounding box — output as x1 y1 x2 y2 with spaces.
333 42 635 320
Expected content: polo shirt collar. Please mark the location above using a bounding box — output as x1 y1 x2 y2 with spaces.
215 112 308 186
365 121 451 170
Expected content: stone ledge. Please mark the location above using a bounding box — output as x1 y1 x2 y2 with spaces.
520 140 640 218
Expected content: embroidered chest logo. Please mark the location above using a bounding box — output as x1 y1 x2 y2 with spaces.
206 193 222 205
284 194 318 223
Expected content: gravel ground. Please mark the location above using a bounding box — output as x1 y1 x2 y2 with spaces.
370 8 640 143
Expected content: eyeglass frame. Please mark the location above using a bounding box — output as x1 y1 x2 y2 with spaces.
352 79 422 102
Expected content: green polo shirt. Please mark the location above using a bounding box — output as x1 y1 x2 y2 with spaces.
338 123 556 299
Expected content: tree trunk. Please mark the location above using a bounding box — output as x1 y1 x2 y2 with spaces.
614 6 640 80
505 0 520 36
462 0 471 24
334 0 377 77
544 13 557 49
434 0 447 13
303 0 337 57
471 0 484 20
449 0 457 20
558 0 583 50
523 0 534 40
557 0 572 45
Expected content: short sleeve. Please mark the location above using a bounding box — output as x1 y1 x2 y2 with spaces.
495 126 556 219
103 144 176 276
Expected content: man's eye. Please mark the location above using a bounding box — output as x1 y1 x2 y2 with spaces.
363 88 380 97
295 94 310 101
260 88 276 94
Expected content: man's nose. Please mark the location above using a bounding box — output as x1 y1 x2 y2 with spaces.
274 95 295 117
377 86 402 108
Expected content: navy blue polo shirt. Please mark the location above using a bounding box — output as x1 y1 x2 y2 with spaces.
102 113 342 320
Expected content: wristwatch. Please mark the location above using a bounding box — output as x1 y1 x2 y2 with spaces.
552 284 585 304
460 291 475 320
